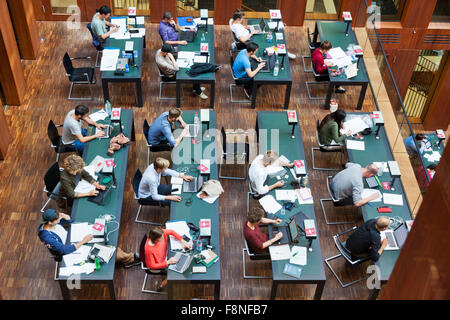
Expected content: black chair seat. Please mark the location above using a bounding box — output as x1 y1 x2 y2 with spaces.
69 67 95 82
149 143 172 152
138 197 161 206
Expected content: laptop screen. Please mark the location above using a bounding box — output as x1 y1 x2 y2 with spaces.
394 223 408 248
259 18 266 31
288 218 299 242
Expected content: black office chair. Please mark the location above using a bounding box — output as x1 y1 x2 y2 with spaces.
229 51 251 103
157 67 184 101
47 120 77 162
41 162 67 213
247 179 263 215
45 245 63 281
302 27 320 73
219 127 249 180
86 23 103 68
242 239 271 279
305 60 330 100
143 119 172 167
133 169 166 225
230 29 247 53
311 120 345 171
139 233 168 295
320 176 356 225
63 52 96 101
324 226 371 288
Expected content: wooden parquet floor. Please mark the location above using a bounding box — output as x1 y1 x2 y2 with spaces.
0 21 378 300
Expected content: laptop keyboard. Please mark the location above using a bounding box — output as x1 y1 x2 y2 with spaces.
176 254 188 271
385 232 396 247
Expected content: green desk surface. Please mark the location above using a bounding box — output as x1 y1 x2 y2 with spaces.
258 111 325 282
345 113 412 281
59 109 133 281
248 19 292 82
421 134 444 168
101 28 144 80
176 25 215 81
168 110 220 281
317 21 368 83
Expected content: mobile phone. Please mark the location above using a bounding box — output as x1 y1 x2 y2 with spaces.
182 235 191 242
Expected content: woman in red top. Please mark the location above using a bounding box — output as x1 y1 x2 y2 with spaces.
243 208 282 254
311 40 346 93
145 226 192 290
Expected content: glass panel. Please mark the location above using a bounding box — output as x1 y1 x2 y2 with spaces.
112 0 150 15
177 0 215 17
241 0 278 13
373 0 404 22
50 0 78 15
431 0 450 22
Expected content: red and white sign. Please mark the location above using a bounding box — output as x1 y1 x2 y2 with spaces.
200 43 209 53
370 113 380 119
305 228 316 237
269 10 282 20
112 110 120 118
288 111 296 119
92 223 105 232
294 160 304 168
199 220 210 228
197 164 209 173
436 129 445 139
128 7 136 16
381 182 391 190
342 11 352 21
105 159 115 167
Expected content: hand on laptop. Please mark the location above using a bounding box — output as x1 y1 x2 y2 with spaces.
274 232 283 241
168 257 179 265
256 61 266 71
96 123 107 129
88 189 99 197
381 238 388 248
180 173 193 181
95 131 105 138
96 185 106 191
168 195 182 202
181 240 192 251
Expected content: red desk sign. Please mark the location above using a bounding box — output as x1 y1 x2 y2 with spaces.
128 7 136 16
305 228 316 237
199 220 210 228
105 159 116 168
370 113 380 119
92 223 105 232
197 164 209 173
381 182 391 190
294 160 304 168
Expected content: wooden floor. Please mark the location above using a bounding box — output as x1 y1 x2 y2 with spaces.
0 21 379 300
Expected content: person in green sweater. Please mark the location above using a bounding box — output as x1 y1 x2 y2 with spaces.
318 109 351 147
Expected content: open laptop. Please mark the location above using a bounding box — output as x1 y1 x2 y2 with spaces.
249 18 267 34
251 56 273 73
185 124 199 138
168 252 194 273
183 175 204 193
96 125 113 139
272 217 300 245
380 223 409 250
179 30 197 42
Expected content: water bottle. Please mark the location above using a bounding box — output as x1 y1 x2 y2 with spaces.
194 111 200 137
273 59 279 77
196 237 203 253
267 31 273 43
125 63 130 73
94 257 101 271
280 206 286 218
105 100 112 117
201 33 206 42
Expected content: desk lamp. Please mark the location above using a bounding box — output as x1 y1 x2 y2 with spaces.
342 11 352 36
372 111 384 140
287 110 297 139
387 161 401 191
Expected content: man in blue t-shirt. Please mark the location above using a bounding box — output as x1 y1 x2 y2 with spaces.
147 108 187 148
404 134 426 156
232 42 266 99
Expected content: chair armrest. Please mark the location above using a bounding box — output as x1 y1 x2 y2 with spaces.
337 226 357 237
71 56 92 60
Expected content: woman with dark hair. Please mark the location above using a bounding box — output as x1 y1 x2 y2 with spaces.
312 40 346 93
91 5 118 44
318 110 351 145
243 208 282 254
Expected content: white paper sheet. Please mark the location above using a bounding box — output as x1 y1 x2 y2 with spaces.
259 195 282 214
373 162 389 173
178 51 196 60
269 244 291 261
89 109 108 122
70 223 92 243
176 58 192 69
341 118 369 135
329 47 347 59
194 55 208 63
383 193 404 206
83 166 98 181
275 190 297 201
100 48 120 71
110 17 127 35
171 176 184 185
63 245 90 267
196 192 219 204
74 180 95 194
290 246 307 266
91 244 116 263
346 140 365 151
136 16 145 25
165 220 191 250
361 189 382 202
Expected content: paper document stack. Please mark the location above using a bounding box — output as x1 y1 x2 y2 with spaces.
361 189 382 202
259 195 282 214
63 245 90 267
290 246 307 266
341 117 369 135
100 48 120 71
91 244 116 263
165 220 193 249
269 244 291 261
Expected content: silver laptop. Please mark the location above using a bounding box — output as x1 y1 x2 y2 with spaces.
249 18 267 34
380 223 408 251
185 124 199 138
168 252 194 273
183 175 204 193
95 125 113 139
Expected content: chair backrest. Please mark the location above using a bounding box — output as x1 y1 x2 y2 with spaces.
143 119 150 145
333 234 355 263
46 245 63 262
221 127 227 154
47 120 61 149
132 169 143 197
63 52 73 76
244 238 255 256
139 233 148 269
248 179 256 195
306 27 314 50
326 175 340 202
316 119 324 146
44 162 62 194
86 23 102 49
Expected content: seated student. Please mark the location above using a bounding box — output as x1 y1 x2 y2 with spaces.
56 154 106 212
249 150 294 197
229 9 296 59
345 217 390 261
147 108 188 148
158 11 188 47
62 105 106 153
91 5 119 45
138 157 193 205
145 226 192 290
404 134 426 157
415 164 437 190
38 209 139 266
318 109 351 146
243 208 283 254
155 44 208 99
331 162 379 207
312 40 346 93
232 42 266 99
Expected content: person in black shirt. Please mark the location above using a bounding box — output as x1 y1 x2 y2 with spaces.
345 217 390 262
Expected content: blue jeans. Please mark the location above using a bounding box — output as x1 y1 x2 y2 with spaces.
67 128 87 154
142 184 172 205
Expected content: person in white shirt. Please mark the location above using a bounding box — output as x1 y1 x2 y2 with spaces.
229 9 296 59
138 157 193 205
248 150 294 196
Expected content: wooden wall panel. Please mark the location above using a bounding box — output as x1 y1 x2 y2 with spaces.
0 0 26 105
279 0 306 27
214 0 241 25
84 0 111 21
381 144 450 299
149 0 176 23
0 106 10 160
387 49 419 100
401 0 436 29
340 0 369 27
32 0 45 20
6 0 40 60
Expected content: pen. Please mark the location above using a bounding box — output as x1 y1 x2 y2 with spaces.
292 252 299 257
374 175 382 188
367 202 375 208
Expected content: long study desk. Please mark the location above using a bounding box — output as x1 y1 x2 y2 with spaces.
257 111 326 300
345 112 412 299
420 133 444 168
168 110 220 299
249 20 292 109
57 109 135 300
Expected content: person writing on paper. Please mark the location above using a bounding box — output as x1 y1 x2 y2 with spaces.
56 155 106 212
62 105 106 153
229 9 296 59
155 44 208 99
415 164 437 190
145 226 192 291
249 150 294 197
138 157 193 205
345 217 390 262
318 109 351 147
158 11 187 47
147 107 189 149
312 40 346 93
404 134 426 157
38 209 139 266
331 162 379 207
232 41 266 100
91 5 119 45
244 208 283 254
